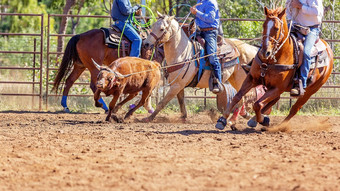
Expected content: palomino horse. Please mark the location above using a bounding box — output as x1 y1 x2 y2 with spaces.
52 28 164 113
216 7 334 130
142 13 259 124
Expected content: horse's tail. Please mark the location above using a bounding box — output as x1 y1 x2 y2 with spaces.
52 35 81 93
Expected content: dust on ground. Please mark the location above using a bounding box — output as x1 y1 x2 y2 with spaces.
0 112 340 191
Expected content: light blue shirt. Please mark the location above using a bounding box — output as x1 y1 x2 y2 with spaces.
195 0 220 29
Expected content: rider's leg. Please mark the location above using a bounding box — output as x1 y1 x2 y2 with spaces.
202 30 222 93
300 27 320 89
115 21 142 57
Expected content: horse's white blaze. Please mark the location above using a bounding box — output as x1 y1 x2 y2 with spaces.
265 20 274 46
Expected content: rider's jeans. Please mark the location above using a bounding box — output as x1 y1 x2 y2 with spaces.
301 27 320 88
115 20 142 57
201 30 222 83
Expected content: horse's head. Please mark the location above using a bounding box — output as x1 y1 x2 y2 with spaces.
261 7 287 60
143 12 177 49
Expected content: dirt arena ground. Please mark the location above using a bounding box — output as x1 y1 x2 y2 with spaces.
0 111 340 191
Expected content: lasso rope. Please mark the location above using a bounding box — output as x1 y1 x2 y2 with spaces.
117 4 156 58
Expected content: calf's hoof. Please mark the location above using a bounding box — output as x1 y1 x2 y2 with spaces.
95 102 103 108
230 124 237 131
105 116 111 122
141 117 151 123
112 115 124 123
259 116 270 127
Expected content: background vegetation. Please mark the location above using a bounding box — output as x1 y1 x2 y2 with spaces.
0 0 339 115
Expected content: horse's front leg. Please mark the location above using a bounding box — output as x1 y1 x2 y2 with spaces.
253 88 282 127
216 74 255 130
142 84 185 122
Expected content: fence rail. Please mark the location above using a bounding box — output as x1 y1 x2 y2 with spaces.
0 13 44 110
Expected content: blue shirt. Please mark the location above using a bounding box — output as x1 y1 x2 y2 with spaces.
195 0 220 29
111 0 139 22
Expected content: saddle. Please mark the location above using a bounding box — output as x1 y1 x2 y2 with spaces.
290 24 329 95
291 24 328 69
100 26 131 57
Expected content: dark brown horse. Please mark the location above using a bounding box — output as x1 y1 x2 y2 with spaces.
216 7 334 130
52 28 164 112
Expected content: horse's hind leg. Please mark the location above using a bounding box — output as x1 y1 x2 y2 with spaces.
177 89 187 121
143 85 185 122
283 87 318 123
61 64 85 112
89 70 108 112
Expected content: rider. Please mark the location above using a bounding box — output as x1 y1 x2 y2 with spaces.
111 0 143 57
286 0 324 96
190 0 222 94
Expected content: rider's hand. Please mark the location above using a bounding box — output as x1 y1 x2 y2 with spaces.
291 0 302 9
190 7 197 15
190 3 202 15
135 8 142 16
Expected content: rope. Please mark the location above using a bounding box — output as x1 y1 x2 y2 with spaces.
119 51 218 78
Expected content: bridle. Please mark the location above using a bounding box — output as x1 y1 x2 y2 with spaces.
148 12 191 48
261 16 291 62
149 20 174 47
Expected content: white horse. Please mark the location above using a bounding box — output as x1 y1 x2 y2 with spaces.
142 13 258 126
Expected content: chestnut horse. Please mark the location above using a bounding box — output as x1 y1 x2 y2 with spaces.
216 7 334 130
52 29 164 113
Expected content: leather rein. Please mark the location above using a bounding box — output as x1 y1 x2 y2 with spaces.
256 18 298 84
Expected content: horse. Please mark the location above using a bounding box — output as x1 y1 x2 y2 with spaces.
52 28 164 113
215 7 334 130
142 12 259 125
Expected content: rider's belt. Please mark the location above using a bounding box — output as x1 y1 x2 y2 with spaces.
199 27 217 32
309 24 320 28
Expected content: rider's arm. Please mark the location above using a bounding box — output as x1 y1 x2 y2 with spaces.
285 0 293 21
300 0 323 16
195 3 217 24
117 0 139 16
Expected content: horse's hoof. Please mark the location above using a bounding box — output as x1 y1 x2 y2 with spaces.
64 107 70 113
247 119 258 128
112 115 124 123
148 109 154 114
259 116 270 127
215 117 227 130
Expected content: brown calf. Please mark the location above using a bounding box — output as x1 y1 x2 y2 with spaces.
92 57 161 122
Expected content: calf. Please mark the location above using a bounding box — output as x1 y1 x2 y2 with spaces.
92 57 161 122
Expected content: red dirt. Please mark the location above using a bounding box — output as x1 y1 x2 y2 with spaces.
0 112 340 190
